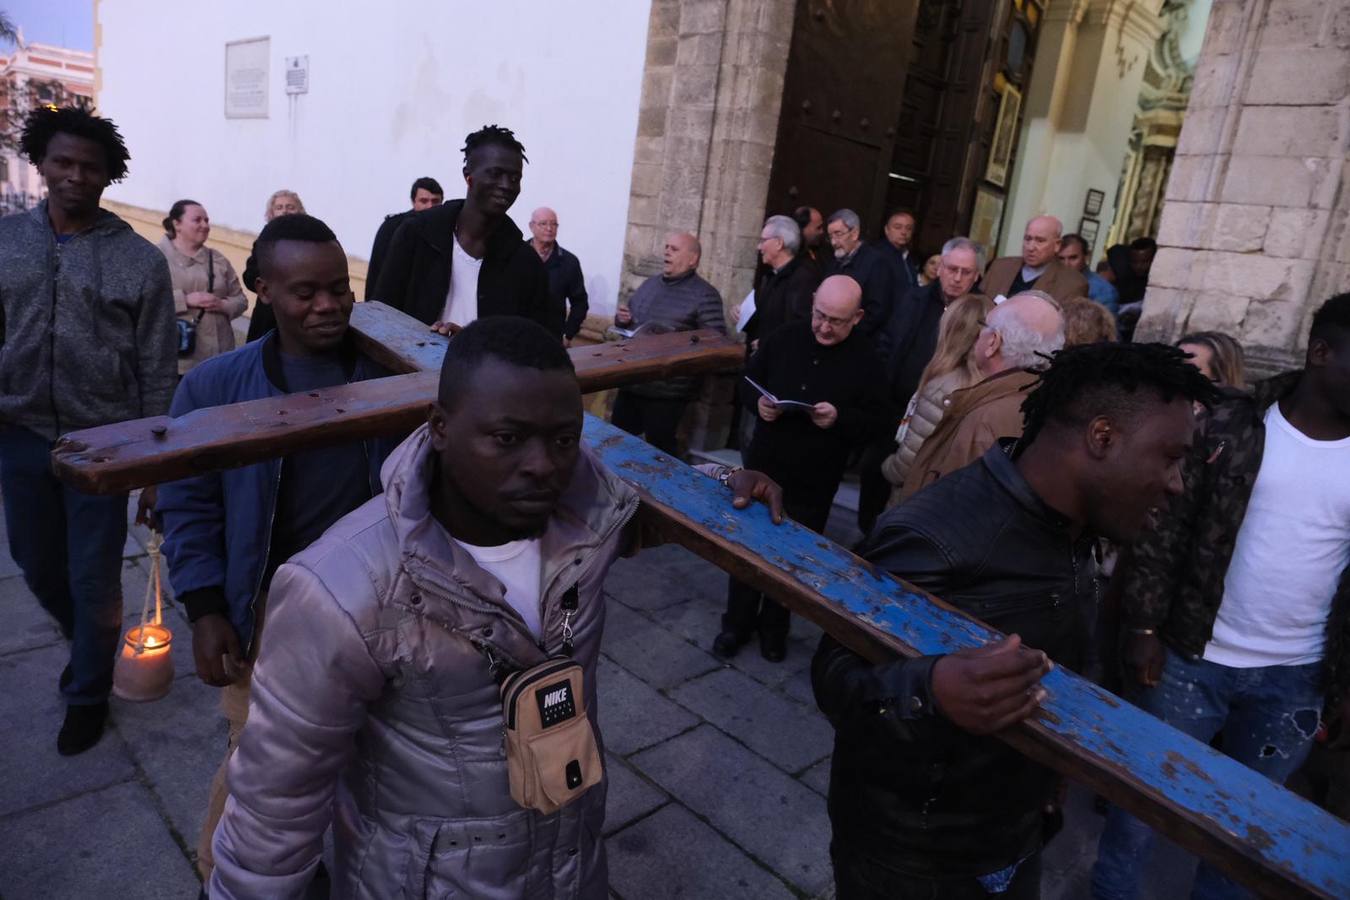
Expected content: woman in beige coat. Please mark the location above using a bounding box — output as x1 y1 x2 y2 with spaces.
881 295 986 506
158 199 246 374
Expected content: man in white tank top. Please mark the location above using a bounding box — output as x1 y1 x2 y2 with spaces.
1093 293 1350 900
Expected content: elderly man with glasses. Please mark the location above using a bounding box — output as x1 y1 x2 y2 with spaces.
855 237 992 536
898 290 1066 501
822 209 896 352
713 274 892 662
740 214 821 353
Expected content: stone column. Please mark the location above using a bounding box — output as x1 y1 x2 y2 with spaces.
616 0 795 450
622 0 794 303
1139 0 1350 376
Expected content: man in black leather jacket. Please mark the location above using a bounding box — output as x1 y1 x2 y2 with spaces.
813 342 1218 899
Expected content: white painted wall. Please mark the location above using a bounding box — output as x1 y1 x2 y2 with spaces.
97 0 651 313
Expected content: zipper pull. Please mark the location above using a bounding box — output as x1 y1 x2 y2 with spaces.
560 586 578 657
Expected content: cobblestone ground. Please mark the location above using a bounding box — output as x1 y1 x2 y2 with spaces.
0 490 1189 899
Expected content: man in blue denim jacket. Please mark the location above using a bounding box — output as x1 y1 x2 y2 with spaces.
157 213 404 884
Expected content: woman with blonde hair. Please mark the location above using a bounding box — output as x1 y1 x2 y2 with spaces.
245 189 309 341
1062 295 1119 346
264 189 305 222
881 294 986 504
1177 330 1246 387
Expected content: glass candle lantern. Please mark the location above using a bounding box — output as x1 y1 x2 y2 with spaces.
112 622 174 702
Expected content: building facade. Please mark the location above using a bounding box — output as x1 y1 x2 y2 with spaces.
94 0 1347 381
0 39 95 214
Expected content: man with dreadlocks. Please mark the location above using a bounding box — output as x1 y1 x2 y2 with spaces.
374 125 559 337
0 106 176 755
813 342 1216 899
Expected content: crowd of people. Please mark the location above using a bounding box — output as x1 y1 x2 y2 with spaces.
1 103 1347 900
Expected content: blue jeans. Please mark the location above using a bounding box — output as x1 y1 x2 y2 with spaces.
1091 648 1323 900
831 844 1042 899
0 425 127 705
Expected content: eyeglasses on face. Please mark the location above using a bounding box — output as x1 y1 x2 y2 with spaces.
811 307 852 328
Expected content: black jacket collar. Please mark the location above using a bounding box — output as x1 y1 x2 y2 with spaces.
418 199 525 263
982 440 1073 531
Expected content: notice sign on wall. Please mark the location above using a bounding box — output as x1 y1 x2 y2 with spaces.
285 56 309 95
225 37 270 118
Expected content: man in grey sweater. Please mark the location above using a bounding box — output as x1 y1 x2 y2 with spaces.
611 231 726 455
0 107 177 755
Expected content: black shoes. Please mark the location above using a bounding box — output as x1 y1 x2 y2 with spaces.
57 701 109 756
759 633 787 663
714 630 788 663
712 630 748 659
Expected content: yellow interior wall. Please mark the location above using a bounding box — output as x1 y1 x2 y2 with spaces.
101 200 370 314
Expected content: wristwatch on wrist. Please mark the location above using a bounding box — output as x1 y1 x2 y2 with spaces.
717 465 742 488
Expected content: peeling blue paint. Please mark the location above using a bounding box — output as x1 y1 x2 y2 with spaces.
583 416 1350 898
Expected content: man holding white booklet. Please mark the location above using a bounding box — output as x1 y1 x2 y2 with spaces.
713 275 893 662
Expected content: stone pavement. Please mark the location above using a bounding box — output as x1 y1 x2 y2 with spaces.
0 489 1190 899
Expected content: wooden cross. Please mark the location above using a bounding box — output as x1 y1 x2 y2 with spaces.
51 303 742 491
50 304 1350 898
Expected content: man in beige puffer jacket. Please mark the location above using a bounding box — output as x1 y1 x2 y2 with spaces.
210 317 782 899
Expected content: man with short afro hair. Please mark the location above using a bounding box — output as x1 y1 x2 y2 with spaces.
209 316 786 898
0 105 176 755
374 125 560 337
156 212 406 884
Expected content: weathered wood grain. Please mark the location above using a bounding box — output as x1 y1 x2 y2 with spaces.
584 416 1350 900
347 302 451 374
50 327 741 495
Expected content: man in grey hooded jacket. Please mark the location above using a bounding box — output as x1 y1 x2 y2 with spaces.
0 107 176 755
209 317 783 898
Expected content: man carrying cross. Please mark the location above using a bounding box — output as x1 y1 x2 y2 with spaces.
207 317 783 898
815 343 1217 899
156 213 405 886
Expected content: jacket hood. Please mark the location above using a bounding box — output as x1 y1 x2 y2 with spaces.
378 424 638 663
29 200 133 239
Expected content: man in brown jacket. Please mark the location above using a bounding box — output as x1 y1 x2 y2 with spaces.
982 215 1088 306
901 291 1065 500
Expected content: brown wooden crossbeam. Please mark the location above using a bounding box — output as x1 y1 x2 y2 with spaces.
49 303 740 494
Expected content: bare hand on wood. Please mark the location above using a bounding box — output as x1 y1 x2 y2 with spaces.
726 468 784 524
931 634 1052 735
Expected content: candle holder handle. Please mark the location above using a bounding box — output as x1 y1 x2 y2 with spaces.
133 533 165 653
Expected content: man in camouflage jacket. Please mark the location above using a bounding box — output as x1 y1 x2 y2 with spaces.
1092 293 1350 900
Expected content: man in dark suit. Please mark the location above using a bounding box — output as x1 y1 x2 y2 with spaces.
364 176 442 300
823 208 895 352
981 215 1087 306
742 214 820 352
874 208 920 294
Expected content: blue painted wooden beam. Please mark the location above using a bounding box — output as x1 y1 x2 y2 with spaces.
583 416 1350 899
